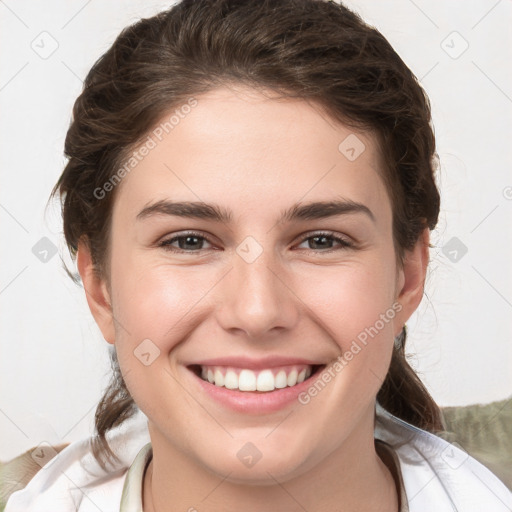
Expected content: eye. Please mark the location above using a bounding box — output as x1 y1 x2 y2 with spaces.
158 230 354 254
158 232 214 253
295 231 354 252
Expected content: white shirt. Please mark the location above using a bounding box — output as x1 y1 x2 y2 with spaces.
5 404 512 511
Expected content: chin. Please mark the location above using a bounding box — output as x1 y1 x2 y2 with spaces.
200 447 311 485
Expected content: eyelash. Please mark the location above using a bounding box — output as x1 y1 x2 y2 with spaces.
158 230 354 254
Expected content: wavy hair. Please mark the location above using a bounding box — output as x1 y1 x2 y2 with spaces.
50 0 442 471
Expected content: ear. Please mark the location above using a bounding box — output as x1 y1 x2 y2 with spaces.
76 239 115 345
394 227 430 337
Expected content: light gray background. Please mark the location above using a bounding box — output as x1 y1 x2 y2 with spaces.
1 0 511 461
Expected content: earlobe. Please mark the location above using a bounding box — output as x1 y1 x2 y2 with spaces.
395 228 430 332
76 240 115 345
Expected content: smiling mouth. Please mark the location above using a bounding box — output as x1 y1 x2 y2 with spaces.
187 364 326 393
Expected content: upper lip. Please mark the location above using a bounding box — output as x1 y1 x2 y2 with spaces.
186 356 325 370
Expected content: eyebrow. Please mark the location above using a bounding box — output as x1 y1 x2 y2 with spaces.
136 198 375 224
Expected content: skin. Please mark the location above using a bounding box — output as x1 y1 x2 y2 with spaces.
78 84 429 511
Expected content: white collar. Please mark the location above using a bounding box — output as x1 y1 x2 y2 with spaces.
5 406 512 511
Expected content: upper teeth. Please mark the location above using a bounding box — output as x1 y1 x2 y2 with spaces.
200 365 313 392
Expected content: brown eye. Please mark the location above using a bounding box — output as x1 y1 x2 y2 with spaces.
159 232 213 252
296 232 354 252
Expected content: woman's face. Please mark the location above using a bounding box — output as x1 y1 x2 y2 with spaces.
80 85 425 483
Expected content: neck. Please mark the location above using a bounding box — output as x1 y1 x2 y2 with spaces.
142 406 398 512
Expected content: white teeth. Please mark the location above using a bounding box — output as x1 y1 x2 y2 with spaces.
274 370 288 388
287 369 298 387
238 369 257 391
256 369 275 391
197 365 315 392
214 369 224 387
224 370 238 390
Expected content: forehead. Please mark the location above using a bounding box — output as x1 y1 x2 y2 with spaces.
112 85 390 224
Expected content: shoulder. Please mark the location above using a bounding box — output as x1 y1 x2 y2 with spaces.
375 404 512 511
0 443 70 511
2 411 150 512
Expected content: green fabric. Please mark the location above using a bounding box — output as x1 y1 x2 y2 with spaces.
439 397 512 491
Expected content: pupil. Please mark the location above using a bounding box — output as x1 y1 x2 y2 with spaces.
311 235 330 249
181 236 201 250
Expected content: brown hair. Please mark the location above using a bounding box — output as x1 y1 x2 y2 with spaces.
49 0 442 471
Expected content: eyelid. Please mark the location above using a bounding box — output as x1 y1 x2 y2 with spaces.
296 229 354 245
158 230 215 250
158 229 355 253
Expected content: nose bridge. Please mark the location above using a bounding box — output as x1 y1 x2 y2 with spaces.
237 239 279 299
217 235 299 338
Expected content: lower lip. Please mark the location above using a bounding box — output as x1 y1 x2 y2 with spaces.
187 366 325 415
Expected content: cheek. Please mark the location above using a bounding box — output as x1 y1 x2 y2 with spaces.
108 256 216 413
292 256 398 398
294 256 398 343
108 245 232 391
287 259 398 446
111 260 213 343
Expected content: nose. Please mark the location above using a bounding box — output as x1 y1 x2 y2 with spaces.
216 242 300 340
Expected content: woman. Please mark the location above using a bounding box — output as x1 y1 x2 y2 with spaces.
5 0 511 510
